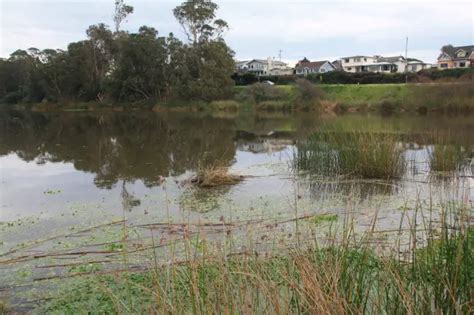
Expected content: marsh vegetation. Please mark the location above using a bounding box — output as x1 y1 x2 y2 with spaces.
42 202 473 314
0 111 472 312
295 131 405 179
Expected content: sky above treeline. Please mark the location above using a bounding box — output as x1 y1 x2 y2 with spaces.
1 0 473 65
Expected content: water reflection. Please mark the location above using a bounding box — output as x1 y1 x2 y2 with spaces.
0 110 473 220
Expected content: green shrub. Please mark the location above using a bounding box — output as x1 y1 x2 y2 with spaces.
236 82 285 104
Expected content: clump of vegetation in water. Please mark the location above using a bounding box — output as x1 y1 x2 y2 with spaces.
427 134 472 174
295 131 405 179
429 144 469 173
307 213 338 225
190 165 243 188
42 204 473 314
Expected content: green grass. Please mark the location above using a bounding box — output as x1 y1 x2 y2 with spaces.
295 131 405 179
233 82 474 113
42 207 473 314
320 84 410 108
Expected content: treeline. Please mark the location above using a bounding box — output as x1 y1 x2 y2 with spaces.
232 67 474 85
0 0 235 105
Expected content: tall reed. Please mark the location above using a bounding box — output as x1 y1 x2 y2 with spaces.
295 131 405 179
43 199 473 314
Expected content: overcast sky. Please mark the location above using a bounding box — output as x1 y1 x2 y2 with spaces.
1 0 473 64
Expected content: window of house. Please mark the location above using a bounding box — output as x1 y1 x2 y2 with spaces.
440 63 448 68
355 58 360 62
364 58 367 61
459 62 466 67
344 59 349 63
411 65 417 71
347 67 352 71
320 69 326 73
382 65 388 71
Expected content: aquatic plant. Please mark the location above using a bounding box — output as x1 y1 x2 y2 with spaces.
429 144 469 173
42 201 473 314
190 165 243 188
295 131 405 179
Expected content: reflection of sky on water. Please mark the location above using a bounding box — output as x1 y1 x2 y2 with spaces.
1 112 473 224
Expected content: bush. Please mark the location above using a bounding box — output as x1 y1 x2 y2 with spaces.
1 91 24 104
231 72 258 86
236 82 284 104
307 71 414 84
294 78 324 102
409 82 474 113
258 75 296 85
417 67 473 81
291 78 325 111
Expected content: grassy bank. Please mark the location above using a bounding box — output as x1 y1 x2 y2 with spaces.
321 83 474 113
2 82 473 114
233 82 474 114
40 204 473 314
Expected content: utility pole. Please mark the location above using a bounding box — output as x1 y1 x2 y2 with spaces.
405 37 408 84
278 49 282 61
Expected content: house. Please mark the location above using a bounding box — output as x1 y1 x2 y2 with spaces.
340 55 430 73
295 58 337 76
406 59 432 72
236 57 293 76
331 60 343 71
340 56 377 73
235 60 250 72
437 45 474 69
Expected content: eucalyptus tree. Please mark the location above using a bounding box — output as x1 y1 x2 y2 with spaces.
85 23 116 101
110 26 170 101
173 0 228 44
113 0 134 33
173 0 235 101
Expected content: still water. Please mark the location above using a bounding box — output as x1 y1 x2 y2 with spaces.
1 111 473 224
0 110 473 309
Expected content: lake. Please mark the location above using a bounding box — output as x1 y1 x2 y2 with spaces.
0 110 473 309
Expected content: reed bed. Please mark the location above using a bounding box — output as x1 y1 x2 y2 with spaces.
295 131 405 179
41 200 473 314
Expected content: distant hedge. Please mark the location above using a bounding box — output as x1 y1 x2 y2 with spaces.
232 73 296 85
416 68 473 80
232 68 473 85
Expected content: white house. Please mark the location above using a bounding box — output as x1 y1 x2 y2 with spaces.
340 55 431 73
295 58 337 76
406 60 432 72
235 57 292 76
340 56 377 73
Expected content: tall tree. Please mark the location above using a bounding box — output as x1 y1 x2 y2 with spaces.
110 26 170 101
173 0 228 44
173 0 234 101
113 0 134 33
86 23 115 101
